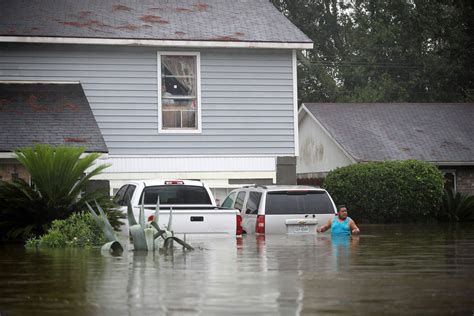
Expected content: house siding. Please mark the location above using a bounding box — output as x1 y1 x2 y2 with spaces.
297 112 353 175
0 43 295 155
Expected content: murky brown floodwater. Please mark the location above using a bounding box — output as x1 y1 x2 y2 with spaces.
1 224 473 315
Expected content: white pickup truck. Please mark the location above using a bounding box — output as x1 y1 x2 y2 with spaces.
113 179 241 237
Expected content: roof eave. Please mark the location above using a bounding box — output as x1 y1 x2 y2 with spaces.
0 36 314 49
0 152 109 159
432 161 474 166
355 159 474 166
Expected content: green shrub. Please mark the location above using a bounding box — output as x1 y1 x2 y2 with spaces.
0 144 123 241
436 189 474 222
323 160 444 223
25 212 107 248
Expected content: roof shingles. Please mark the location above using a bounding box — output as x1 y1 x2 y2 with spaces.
0 83 108 153
304 103 474 163
0 0 312 44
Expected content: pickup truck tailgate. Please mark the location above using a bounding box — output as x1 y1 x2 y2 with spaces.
125 207 239 235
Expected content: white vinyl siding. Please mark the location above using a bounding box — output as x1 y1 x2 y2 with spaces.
297 112 353 174
0 44 295 155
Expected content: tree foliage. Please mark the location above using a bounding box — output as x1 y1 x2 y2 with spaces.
0 145 123 241
271 0 474 103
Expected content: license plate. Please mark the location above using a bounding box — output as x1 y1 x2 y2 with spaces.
294 225 310 233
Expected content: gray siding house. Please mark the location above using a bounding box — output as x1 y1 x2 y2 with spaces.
0 0 313 200
297 103 474 194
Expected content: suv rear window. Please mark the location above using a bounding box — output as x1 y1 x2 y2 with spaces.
265 191 334 215
141 185 212 205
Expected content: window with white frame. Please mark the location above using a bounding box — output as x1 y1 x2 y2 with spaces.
158 52 200 132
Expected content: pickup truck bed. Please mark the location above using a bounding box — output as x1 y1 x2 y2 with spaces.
114 179 239 237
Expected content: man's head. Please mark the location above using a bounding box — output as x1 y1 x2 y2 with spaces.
337 205 348 220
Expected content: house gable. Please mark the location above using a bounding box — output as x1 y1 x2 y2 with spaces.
297 106 354 175
0 0 312 194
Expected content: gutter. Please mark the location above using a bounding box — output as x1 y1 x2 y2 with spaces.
0 36 314 50
356 160 474 166
432 161 474 166
0 152 109 159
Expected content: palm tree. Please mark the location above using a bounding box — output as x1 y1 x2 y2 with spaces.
0 144 121 240
437 189 474 222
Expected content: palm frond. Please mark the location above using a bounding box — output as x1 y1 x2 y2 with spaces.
438 189 474 222
1 145 113 241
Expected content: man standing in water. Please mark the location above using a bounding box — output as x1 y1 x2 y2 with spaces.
317 205 360 236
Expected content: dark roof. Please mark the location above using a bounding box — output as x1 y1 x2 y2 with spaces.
0 0 312 44
303 103 474 163
0 83 108 153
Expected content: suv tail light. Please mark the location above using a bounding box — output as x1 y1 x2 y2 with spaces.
256 215 265 234
236 214 243 236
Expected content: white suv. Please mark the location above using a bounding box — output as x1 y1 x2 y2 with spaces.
221 185 337 234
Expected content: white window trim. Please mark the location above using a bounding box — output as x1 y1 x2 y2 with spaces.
292 49 299 156
157 51 202 134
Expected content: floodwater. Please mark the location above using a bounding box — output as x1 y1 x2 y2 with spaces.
1 224 473 315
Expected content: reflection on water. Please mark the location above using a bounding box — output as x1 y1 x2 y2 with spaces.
1 225 474 315
329 235 358 272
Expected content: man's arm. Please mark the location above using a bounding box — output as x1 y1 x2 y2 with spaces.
317 218 333 233
349 220 360 234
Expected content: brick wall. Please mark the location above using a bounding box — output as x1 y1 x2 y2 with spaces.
297 172 327 187
0 162 29 182
457 166 474 195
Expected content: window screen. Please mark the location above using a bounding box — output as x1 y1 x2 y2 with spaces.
265 191 334 215
141 185 211 205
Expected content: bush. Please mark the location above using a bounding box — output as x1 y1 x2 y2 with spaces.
0 144 123 241
323 160 444 223
25 212 107 248
436 189 474 222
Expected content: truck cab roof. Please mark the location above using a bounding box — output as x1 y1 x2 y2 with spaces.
126 179 206 187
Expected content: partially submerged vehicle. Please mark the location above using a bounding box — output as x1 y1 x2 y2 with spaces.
221 185 337 234
114 179 241 237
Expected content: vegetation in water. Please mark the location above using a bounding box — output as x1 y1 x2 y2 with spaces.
436 189 474 222
323 160 444 223
25 212 107 248
0 144 123 241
